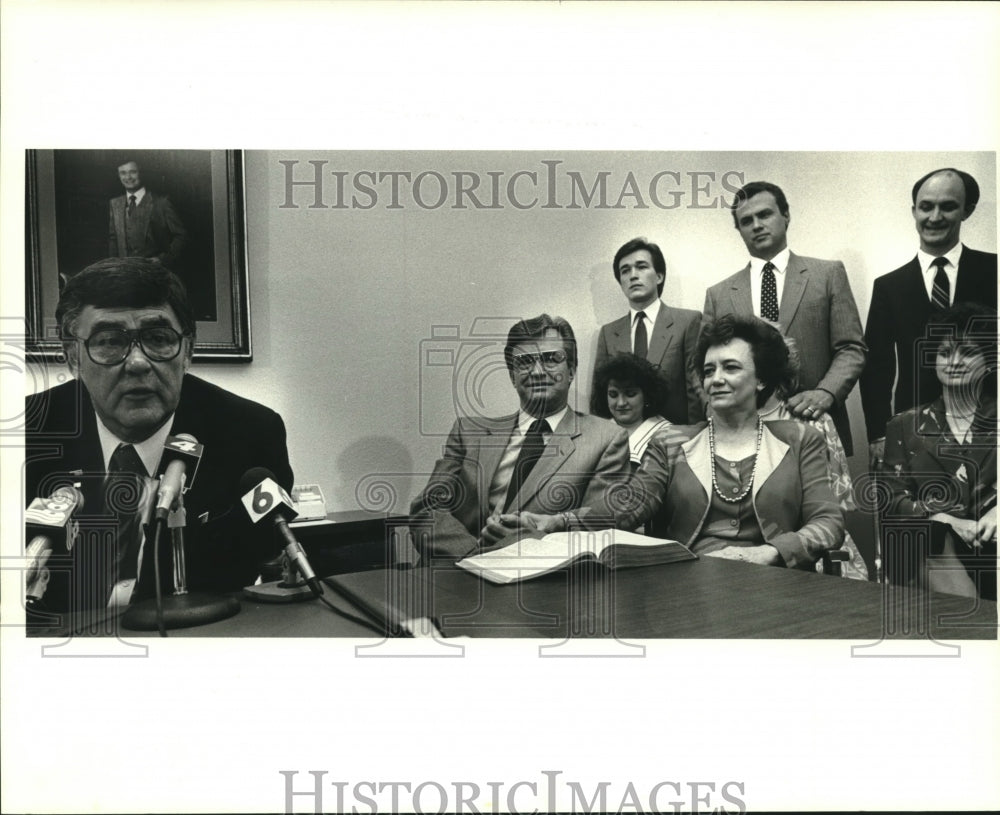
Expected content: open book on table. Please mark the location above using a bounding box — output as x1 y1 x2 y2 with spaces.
456 528 696 585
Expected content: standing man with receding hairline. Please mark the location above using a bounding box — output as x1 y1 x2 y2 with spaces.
860 167 998 457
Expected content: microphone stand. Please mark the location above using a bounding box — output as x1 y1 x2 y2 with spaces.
243 540 315 603
121 490 240 631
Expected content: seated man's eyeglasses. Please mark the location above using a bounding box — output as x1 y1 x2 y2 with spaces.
77 326 187 365
511 350 567 371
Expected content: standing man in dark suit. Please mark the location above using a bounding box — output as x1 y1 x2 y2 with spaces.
860 168 998 453
593 237 704 425
108 159 188 268
24 258 292 617
412 314 629 559
703 181 866 455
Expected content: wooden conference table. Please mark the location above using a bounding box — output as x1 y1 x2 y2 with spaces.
33 556 998 640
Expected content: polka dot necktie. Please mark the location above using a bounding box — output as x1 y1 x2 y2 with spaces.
633 311 648 359
760 262 779 322
930 257 950 310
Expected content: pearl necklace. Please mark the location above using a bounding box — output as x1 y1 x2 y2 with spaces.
708 416 763 504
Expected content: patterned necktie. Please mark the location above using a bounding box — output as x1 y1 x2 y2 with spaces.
504 419 551 511
930 257 950 310
104 443 148 585
633 311 648 359
127 194 137 217
760 262 779 322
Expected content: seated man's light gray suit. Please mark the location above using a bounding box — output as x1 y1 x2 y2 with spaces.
410 410 629 559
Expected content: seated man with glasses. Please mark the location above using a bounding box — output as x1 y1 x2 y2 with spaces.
411 314 630 559
24 257 293 619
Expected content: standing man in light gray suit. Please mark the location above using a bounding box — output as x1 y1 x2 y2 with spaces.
703 181 866 454
411 314 629 559
593 237 704 425
108 159 188 268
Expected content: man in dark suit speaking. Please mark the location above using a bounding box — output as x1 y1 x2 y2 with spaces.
860 168 998 451
593 237 704 424
24 258 292 617
411 314 629 559
108 159 188 268
703 181 867 455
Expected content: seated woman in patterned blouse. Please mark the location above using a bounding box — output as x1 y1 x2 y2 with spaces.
590 353 674 471
881 303 997 600
755 330 869 579
614 315 844 569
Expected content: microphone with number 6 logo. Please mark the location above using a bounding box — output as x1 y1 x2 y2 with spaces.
154 433 204 521
239 467 323 598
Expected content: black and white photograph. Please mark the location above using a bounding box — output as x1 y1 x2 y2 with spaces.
26 149 250 359
2 2 998 814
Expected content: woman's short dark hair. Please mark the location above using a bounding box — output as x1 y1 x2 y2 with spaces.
696 315 795 407
590 352 671 420
57 257 197 341
927 301 998 362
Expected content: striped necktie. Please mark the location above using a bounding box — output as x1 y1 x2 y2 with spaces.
930 257 950 310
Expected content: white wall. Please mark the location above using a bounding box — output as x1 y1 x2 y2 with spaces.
29 151 997 510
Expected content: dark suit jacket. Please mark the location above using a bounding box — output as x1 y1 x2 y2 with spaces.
24 375 293 614
703 253 867 455
860 246 998 442
108 190 188 267
881 397 996 599
410 410 629 559
617 420 844 570
593 302 704 424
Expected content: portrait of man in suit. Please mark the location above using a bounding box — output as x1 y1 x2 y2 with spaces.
108 159 188 268
703 181 867 455
411 314 629 559
592 237 704 425
860 167 998 450
24 257 292 618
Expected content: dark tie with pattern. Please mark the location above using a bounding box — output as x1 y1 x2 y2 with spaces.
760 262 779 322
504 419 550 511
104 443 148 587
633 311 648 359
127 194 137 217
930 257 950 310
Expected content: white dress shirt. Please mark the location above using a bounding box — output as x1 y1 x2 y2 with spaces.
748 247 791 319
126 186 147 207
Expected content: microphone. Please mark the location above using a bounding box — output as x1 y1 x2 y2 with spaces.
239 467 323 598
154 434 204 521
25 485 85 556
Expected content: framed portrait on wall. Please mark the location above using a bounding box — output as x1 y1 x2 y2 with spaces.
25 148 252 361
